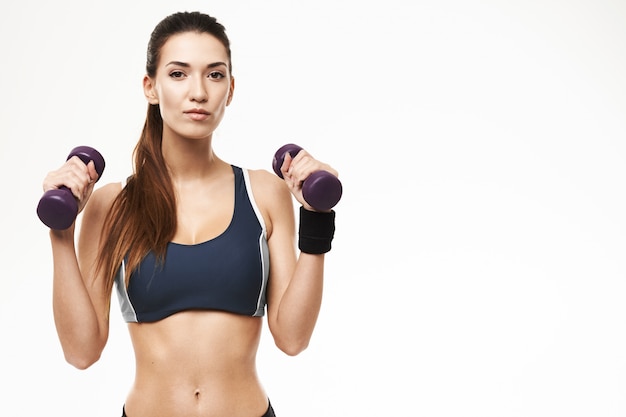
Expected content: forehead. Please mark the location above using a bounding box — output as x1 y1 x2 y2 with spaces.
159 31 229 67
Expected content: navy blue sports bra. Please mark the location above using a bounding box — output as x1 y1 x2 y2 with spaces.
114 166 269 323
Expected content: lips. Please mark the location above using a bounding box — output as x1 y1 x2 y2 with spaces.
184 108 210 121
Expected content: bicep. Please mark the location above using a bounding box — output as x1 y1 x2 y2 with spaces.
266 206 297 324
77 183 119 330
249 170 297 324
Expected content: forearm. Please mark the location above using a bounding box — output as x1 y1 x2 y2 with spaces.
273 253 325 355
50 228 104 367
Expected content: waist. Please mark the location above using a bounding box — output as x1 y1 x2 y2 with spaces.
125 381 268 417
129 310 262 368
125 311 266 416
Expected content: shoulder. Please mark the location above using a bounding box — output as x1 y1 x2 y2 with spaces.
93 181 124 204
83 181 124 221
245 168 294 234
246 168 288 197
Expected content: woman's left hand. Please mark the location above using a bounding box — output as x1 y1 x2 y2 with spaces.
279 149 339 211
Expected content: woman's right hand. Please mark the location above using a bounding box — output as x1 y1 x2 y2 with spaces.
42 156 100 216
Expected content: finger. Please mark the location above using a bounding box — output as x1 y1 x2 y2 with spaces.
280 152 294 178
289 155 321 184
60 158 93 199
86 160 99 183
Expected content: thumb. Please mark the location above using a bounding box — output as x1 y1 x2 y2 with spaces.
87 160 99 183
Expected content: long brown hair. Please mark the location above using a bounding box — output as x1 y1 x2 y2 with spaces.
97 11 232 292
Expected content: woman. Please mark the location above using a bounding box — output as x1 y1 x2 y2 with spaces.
43 11 338 417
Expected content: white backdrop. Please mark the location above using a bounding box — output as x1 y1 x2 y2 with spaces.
1 1 625 416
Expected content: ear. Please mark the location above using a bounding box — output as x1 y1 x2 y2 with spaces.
226 76 235 106
143 75 159 104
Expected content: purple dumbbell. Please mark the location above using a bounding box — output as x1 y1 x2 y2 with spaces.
272 143 342 211
37 146 106 230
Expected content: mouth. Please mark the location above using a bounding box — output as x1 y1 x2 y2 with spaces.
184 109 210 121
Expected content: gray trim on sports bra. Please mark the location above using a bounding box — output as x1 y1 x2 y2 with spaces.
114 166 269 323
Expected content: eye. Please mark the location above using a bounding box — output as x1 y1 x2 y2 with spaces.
208 71 225 80
169 70 186 79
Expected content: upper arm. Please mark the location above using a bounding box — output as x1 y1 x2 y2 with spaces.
248 169 297 324
76 182 121 335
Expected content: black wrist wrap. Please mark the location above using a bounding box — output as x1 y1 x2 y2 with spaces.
298 207 336 254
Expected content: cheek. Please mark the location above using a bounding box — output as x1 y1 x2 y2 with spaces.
156 85 183 121
218 86 233 107
157 85 178 107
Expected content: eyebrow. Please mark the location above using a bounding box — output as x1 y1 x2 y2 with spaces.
165 61 228 69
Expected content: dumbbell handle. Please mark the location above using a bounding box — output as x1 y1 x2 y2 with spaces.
37 146 106 230
272 143 342 211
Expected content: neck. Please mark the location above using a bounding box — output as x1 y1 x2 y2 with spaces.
161 134 225 180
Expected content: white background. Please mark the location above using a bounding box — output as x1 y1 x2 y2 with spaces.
1 0 625 416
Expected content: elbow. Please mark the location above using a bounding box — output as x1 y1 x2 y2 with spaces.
59 331 107 369
276 338 310 357
64 349 102 370
269 317 315 356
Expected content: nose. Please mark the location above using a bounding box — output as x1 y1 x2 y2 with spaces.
190 77 208 103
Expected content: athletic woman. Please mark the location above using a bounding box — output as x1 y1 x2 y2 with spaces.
42 11 338 417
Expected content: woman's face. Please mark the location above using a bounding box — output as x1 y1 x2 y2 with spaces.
144 31 234 141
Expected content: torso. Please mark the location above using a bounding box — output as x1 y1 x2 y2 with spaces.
124 311 268 417
112 163 272 417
